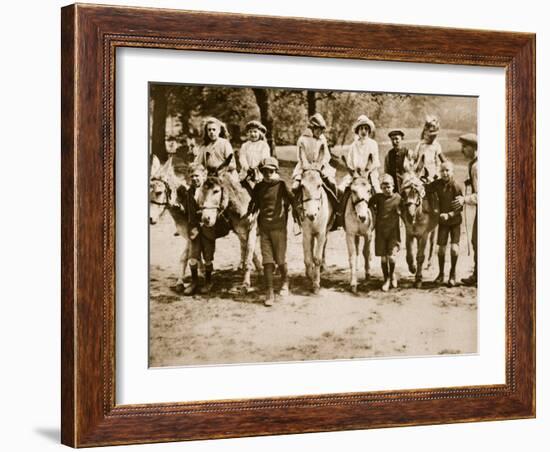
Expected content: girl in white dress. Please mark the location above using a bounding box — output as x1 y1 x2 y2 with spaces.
194 117 238 181
239 120 271 185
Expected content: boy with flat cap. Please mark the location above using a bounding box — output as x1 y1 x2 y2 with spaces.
451 133 478 286
248 157 295 306
384 129 413 192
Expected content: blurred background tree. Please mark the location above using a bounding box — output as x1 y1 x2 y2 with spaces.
149 83 477 162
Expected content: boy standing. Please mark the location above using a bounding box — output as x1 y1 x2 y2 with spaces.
429 161 463 287
369 174 402 292
249 157 294 307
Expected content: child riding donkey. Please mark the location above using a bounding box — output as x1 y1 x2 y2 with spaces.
239 120 271 191
185 117 259 295
291 113 339 224
338 115 382 229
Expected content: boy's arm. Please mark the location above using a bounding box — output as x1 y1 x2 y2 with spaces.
281 180 296 210
246 184 261 215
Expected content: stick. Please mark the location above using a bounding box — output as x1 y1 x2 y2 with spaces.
464 183 471 256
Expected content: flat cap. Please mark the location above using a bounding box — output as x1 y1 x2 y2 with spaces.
259 156 279 171
458 133 478 146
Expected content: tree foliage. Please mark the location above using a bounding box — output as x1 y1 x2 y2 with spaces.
149 83 477 160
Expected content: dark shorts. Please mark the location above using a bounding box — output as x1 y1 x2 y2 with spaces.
437 223 461 246
375 227 400 256
260 228 287 266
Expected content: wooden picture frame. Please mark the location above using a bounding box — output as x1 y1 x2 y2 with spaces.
61 3 535 447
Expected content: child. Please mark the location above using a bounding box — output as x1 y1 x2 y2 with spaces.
428 161 463 287
291 113 337 196
414 115 445 182
238 120 271 185
341 114 381 193
248 157 294 306
184 163 208 295
369 174 401 291
194 117 238 181
384 129 412 192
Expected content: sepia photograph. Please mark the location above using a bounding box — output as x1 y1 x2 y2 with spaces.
148 83 479 367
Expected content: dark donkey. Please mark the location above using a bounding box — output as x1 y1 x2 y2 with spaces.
400 175 439 288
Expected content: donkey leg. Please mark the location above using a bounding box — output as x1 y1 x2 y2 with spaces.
406 235 417 274
253 235 262 273
415 235 428 288
426 229 437 270
363 234 371 282
346 233 358 293
302 230 314 282
312 233 326 294
241 228 258 294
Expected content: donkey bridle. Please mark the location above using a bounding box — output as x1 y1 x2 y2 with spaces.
150 177 173 207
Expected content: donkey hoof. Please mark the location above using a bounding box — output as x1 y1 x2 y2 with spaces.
240 285 250 295
414 280 423 289
350 284 358 294
364 272 370 282
312 285 320 295
408 264 417 274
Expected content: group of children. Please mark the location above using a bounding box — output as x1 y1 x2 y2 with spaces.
180 113 468 305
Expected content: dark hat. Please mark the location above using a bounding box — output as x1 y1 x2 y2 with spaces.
458 133 478 146
308 113 327 129
388 130 405 138
353 115 375 134
259 156 279 171
245 120 267 135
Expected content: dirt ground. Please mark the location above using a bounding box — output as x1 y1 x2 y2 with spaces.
149 136 478 367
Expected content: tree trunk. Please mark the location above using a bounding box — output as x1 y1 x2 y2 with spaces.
306 90 317 116
252 88 275 155
150 85 168 163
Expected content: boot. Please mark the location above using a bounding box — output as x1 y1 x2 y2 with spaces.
200 264 213 295
448 254 458 287
183 265 199 295
264 264 275 307
434 253 445 284
461 273 477 286
278 264 290 296
381 260 390 292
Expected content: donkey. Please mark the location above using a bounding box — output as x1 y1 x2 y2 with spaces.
298 164 334 294
196 155 261 293
342 168 374 293
149 155 191 292
400 175 439 288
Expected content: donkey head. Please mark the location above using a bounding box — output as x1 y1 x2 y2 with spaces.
400 176 425 219
149 156 178 225
196 176 229 228
300 167 324 221
349 169 372 223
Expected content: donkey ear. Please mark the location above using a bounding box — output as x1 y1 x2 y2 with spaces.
216 153 234 173
366 153 374 169
150 154 161 177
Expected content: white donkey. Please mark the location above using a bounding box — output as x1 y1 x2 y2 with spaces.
149 155 191 292
298 164 334 294
342 168 374 293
